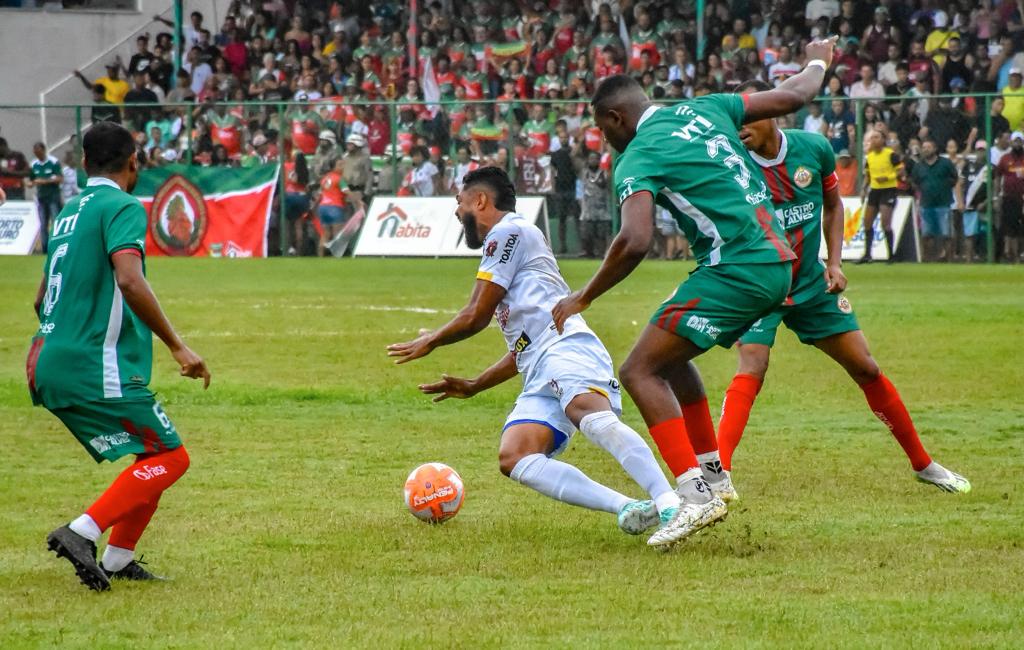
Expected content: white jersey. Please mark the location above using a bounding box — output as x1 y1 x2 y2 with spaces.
476 212 592 374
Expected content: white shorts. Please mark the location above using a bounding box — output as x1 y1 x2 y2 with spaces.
503 333 623 457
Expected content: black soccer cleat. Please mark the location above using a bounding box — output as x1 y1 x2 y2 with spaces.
105 558 167 582
46 525 111 592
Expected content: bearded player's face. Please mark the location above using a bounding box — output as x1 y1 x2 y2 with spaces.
455 189 485 249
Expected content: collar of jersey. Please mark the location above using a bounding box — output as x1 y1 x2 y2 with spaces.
86 177 120 190
748 130 789 168
636 104 659 130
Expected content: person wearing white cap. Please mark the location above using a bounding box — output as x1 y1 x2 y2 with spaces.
1002 68 1024 132
342 133 372 209
310 130 338 180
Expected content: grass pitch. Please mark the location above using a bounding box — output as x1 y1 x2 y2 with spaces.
0 257 1022 648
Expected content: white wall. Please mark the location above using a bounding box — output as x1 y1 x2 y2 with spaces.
0 0 230 156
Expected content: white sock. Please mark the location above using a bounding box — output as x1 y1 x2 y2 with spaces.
675 467 712 504
697 450 726 483
510 453 632 514
579 411 680 514
68 514 101 542
101 545 134 572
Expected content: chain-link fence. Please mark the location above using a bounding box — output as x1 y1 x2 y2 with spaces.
1 93 1014 261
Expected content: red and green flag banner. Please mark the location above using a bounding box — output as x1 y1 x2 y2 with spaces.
485 41 532 65
133 164 279 258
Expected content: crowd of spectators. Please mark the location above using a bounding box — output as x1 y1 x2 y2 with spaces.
7 0 1024 259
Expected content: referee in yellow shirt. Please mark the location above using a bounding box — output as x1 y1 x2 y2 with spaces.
859 131 904 263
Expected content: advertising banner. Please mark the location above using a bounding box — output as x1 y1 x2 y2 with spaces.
820 196 917 262
354 196 548 257
0 200 41 255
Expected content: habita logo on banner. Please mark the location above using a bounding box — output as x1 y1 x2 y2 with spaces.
149 175 208 255
376 203 431 238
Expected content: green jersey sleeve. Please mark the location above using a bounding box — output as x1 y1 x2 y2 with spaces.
613 151 661 205
814 134 836 177
692 93 747 129
103 200 147 257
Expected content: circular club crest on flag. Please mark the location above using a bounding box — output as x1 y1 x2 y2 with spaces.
149 174 208 255
793 166 813 188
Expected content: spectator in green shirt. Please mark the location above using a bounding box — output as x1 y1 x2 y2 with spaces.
910 138 959 262
25 142 63 254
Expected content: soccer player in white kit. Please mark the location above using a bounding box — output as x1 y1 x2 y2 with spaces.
388 167 711 548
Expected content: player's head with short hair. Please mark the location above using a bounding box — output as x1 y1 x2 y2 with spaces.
83 121 139 192
590 74 651 153
733 80 776 154
456 166 517 248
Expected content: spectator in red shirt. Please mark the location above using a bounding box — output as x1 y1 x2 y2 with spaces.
223 28 248 76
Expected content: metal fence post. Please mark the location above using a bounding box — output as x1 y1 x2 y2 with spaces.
854 97 864 193
185 104 193 166
74 106 82 162
278 101 287 256
389 101 398 191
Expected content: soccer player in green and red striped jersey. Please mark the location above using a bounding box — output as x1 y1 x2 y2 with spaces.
713 80 970 498
29 122 211 590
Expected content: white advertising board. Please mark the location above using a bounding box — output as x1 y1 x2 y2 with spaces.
818 196 917 262
0 200 41 255
354 196 548 257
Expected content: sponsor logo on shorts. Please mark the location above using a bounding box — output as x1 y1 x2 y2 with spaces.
38 322 55 334
549 379 563 398
485 239 498 257
793 166 813 188
132 464 168 481
837 295 853 314
608 379 620 392
686 315 721 340
412 484 454 506
88 432 133 454
499 234 519 263
514 331 532 353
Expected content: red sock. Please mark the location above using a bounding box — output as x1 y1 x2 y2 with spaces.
86 446 190 531
717 374 763 471
681 396 718 455
860 374 932 471
648 417 698 478
108 497 161 551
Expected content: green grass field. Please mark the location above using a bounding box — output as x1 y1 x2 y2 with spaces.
0 257 1022 648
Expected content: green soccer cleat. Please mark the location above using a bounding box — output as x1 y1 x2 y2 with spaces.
916 462 971 494
617 500 661 535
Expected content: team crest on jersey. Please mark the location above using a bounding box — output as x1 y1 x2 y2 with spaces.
837 295 853 314
485 239 498 257
149 175 207 256
793 166 813 188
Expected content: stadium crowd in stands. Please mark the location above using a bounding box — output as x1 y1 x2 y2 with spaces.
4 0 1023 260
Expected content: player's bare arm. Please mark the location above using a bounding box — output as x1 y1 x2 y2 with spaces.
742 37 837 123
552 190 654 333
822 185 847 293
33 272 45 317
387 279 506 364
111 252 211 388
419 352 519 402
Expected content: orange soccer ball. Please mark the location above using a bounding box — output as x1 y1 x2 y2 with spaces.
404 463 465 523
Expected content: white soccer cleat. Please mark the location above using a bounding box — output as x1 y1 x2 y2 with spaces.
916 462 971 494
646 496 728 548
708 470 739 504
617 500 660 535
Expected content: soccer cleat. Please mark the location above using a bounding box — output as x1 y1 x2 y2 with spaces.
708 471 739 504
105 558 167 581
617 500 660 535
916 462 971 494
647 496 728 548
46 525 111 592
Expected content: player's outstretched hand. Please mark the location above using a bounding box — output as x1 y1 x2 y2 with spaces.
825 263 847 294
419 374 477 402
172 344 211 389
387 333 435 364
551 290 590 334
805 36 838 67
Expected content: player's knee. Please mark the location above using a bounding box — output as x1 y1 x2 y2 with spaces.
498 447 526 477
171 445 190 474
738 346 770 379
618 358 643 393
850 355 881 385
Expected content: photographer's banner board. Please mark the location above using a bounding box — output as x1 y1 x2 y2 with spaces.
818 196 916 261
0 201 41 255
354 196 548 257
133 164 279 258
